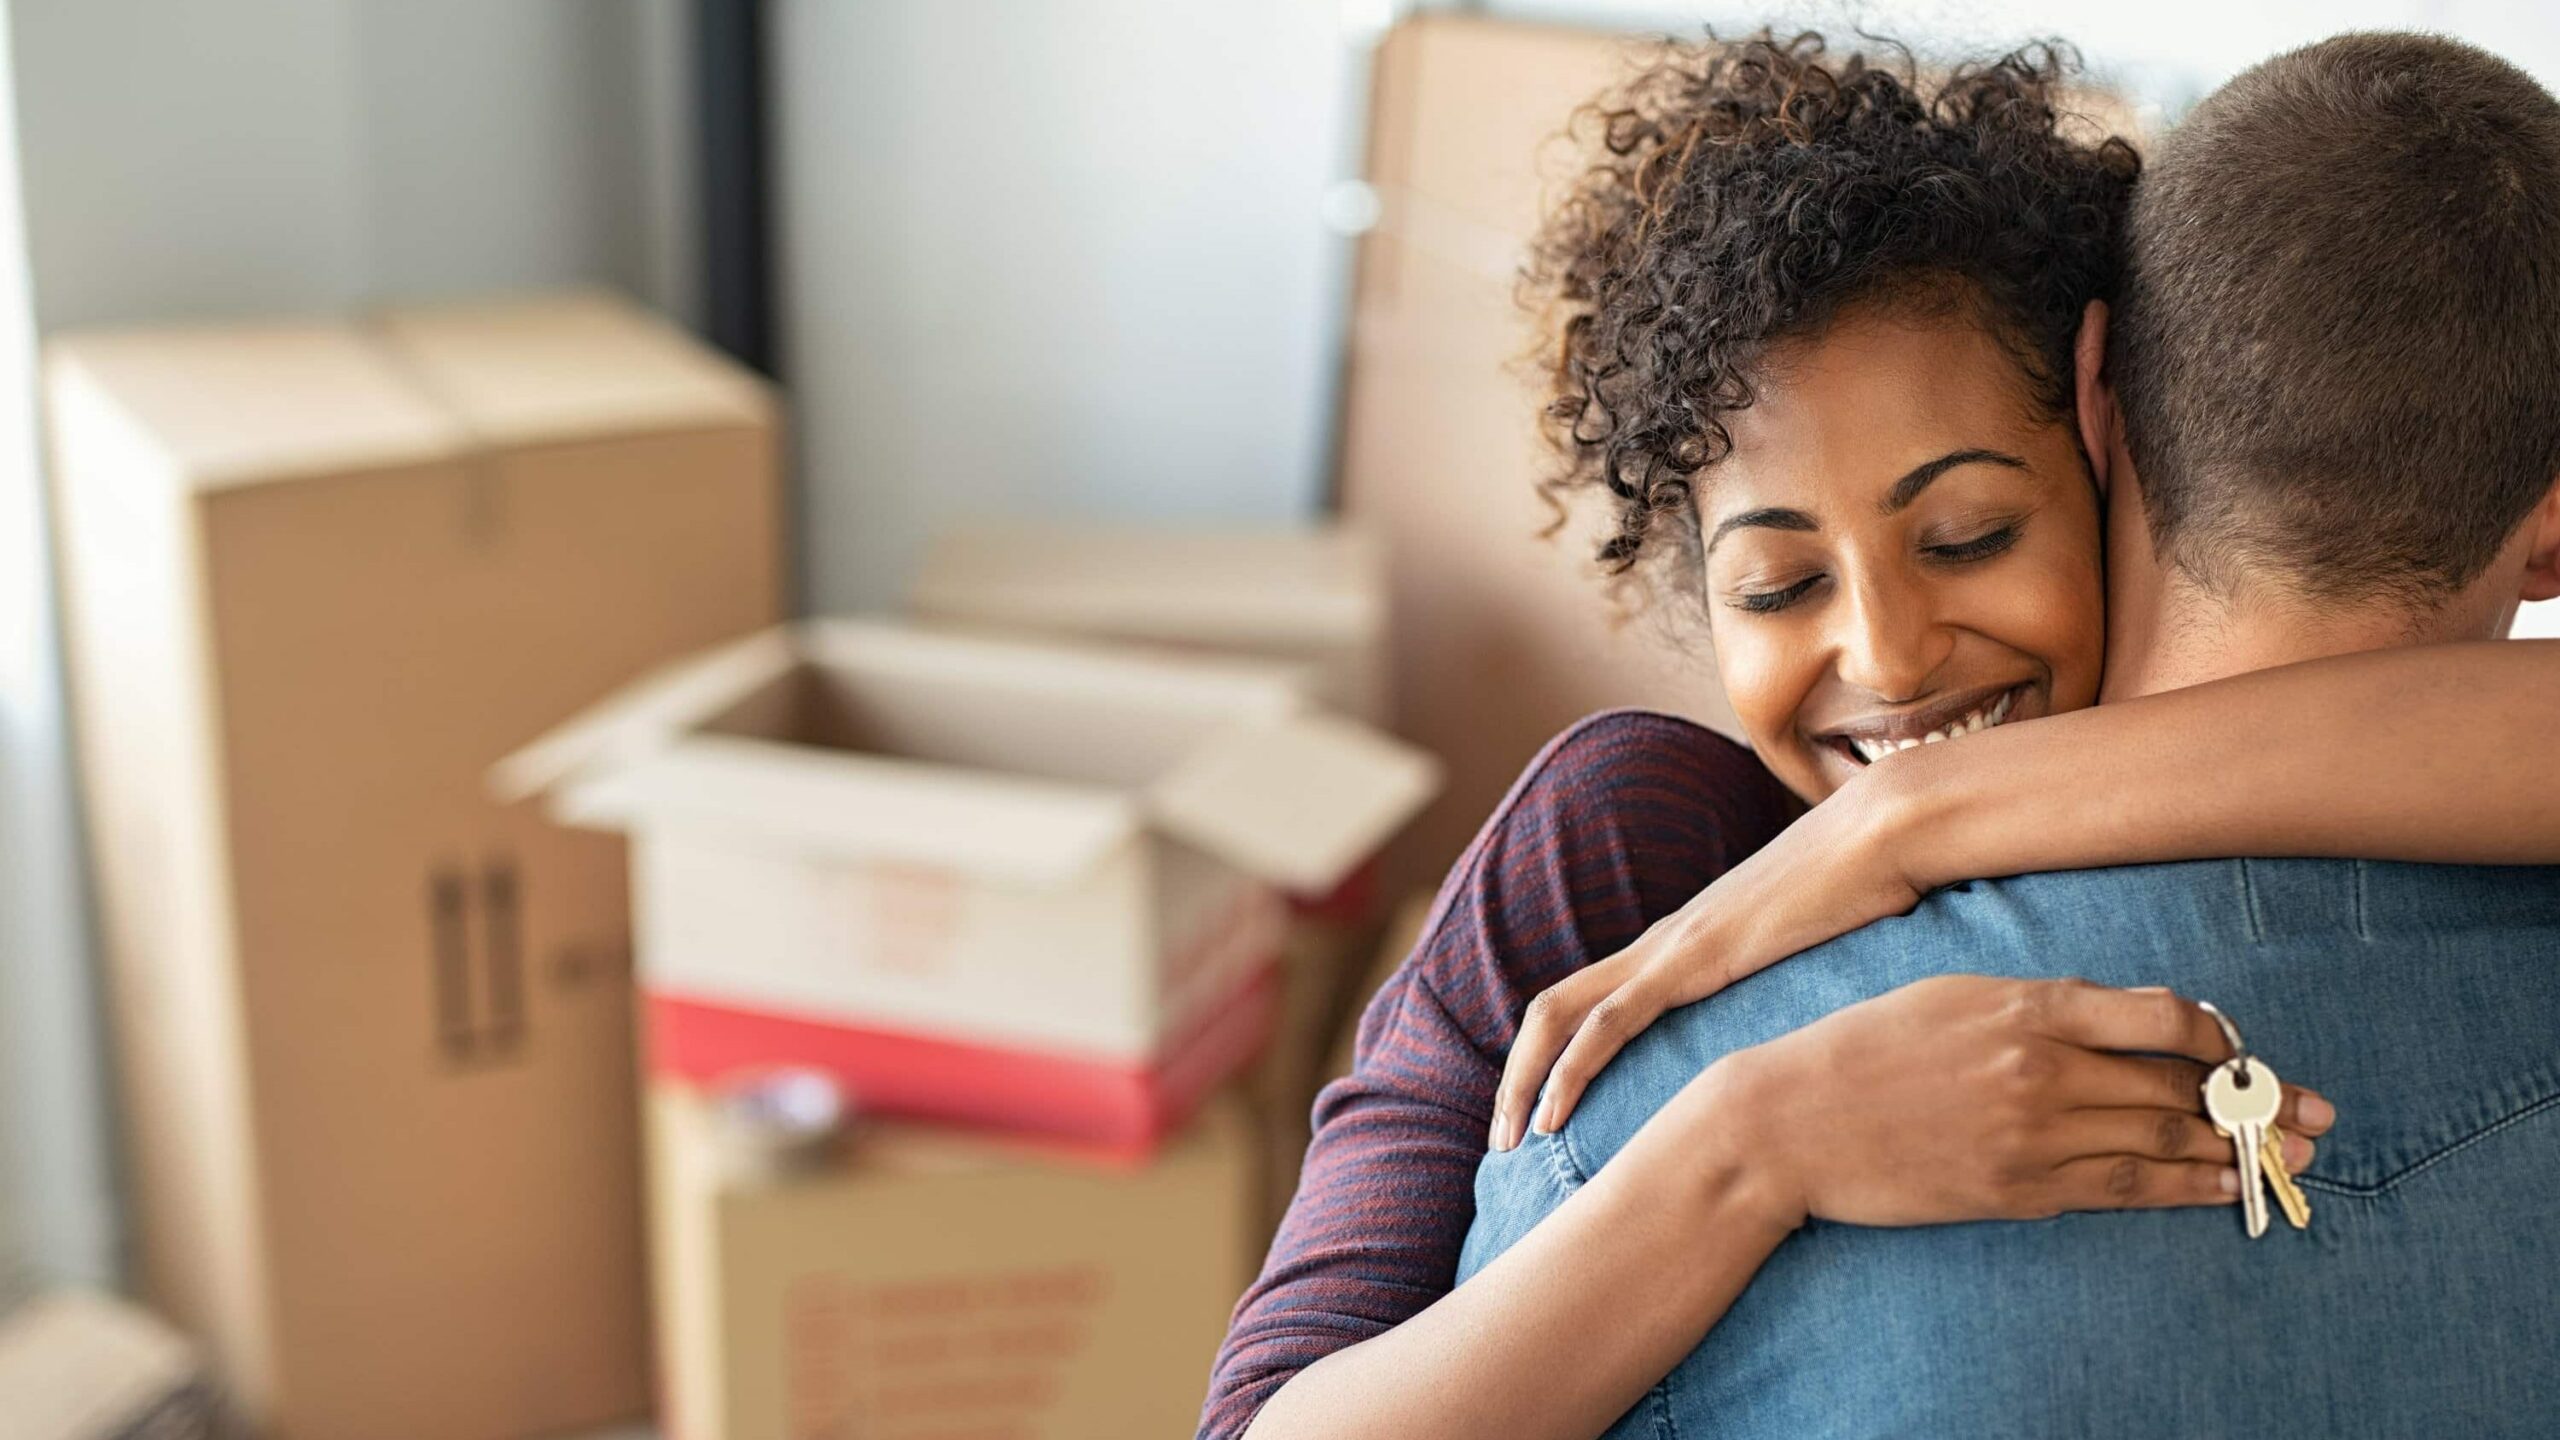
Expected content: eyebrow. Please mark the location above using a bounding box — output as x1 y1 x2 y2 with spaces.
1704 448 2033 555
1881 448 2030 514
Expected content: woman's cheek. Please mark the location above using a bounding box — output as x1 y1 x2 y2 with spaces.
1986 547 2106 707
1708 622 1821 770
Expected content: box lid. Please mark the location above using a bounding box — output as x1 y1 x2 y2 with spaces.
556 734 1142 887
1146 711 1441 893
501 618 1436 890
909 523 1385 650
371 289 773 447
45 323 468 490
489 627 802 805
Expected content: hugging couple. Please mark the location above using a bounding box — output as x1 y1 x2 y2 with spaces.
1205 27 2560 1440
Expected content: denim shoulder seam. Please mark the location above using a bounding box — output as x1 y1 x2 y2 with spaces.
1540 1125 1592 1191
1642 1377 1680 1439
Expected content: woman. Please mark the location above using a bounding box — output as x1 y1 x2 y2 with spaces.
1206 31 2555 1440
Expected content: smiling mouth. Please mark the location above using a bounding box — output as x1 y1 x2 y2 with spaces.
1820 682 2027 767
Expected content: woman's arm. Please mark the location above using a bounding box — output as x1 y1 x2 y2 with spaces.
1249 977 2323 1440
1887 638 2560 882
1495 639 2560 1145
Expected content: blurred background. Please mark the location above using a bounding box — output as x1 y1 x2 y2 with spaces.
3 3 2556 1437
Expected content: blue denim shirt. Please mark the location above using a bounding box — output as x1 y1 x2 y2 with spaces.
1460 859 2560 1438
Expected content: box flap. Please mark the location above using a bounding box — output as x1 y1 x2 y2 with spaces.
46 324 467 490
908 523 1384 650
557 734 1141 887
1147 713 1442 892
489 627 801 804
372 290 773 447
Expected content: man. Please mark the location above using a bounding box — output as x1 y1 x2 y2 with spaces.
1461 32 2560 1438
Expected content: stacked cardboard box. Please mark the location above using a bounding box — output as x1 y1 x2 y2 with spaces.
46 292 781 1438
500 618 1439 1157
908 523 1424 1225
502 609 1434 1439
910 522 1389 725
647 1086 1257 1440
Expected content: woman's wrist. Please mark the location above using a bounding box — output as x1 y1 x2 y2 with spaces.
1843 739 1970 896
1617 1047 1811 1239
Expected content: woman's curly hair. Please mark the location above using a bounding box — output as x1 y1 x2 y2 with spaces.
1530 30 2140 593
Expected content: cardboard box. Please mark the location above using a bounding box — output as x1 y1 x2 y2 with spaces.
0 1291 217 1440
648 1083 1255 1440
46 292 781 1439
908 522 1389 724
497 620 1438 1151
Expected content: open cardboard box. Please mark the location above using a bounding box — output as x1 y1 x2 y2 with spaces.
497 620 1439 1149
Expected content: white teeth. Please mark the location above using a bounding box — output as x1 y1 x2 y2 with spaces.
1842 689 2023 764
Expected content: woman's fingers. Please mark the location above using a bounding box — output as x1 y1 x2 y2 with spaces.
2046 1044 2338 1137
2031 980 2232 1061
1495 965 1613 1150
1531 982 1673 1135
2042 1155 2238 1213
2049 1049 2211 1111
2057 1108 2317 1170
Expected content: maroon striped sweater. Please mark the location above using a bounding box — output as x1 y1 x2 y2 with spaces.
1199 710 1799 1437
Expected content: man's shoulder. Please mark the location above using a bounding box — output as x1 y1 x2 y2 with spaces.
1555 858 2560 1176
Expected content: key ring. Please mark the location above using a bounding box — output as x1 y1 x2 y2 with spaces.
2197 1000 2252 1080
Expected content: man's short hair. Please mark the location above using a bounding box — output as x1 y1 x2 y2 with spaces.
2110 32 2560 606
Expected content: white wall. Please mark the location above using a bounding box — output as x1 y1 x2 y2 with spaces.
772 0 1358 610
0 0 687 1290
1487 0 2560 101
10 0 687 332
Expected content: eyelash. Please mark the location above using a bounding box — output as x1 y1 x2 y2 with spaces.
1726 522 2025 614
1923 523 2023 564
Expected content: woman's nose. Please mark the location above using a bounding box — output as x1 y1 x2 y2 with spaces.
1830 577 1952 702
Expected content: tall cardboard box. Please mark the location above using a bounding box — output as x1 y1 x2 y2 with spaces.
648 1083 1255 1440
46 292 782 1439
498 620 1439 1154
907 522 1389 724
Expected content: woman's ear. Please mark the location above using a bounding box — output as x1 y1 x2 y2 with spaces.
2072 299 2115 492
2519 475 2560 603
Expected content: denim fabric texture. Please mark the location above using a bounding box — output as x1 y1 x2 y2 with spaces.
1460 859 2560 1439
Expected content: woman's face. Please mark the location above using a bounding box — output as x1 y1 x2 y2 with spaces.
1700 306 2106 804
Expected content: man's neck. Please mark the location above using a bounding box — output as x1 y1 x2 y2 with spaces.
2093 464 2501 701
2102 569 2489 701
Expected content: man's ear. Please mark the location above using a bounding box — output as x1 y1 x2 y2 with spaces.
2519 475 2560 603
2072 299 2116 493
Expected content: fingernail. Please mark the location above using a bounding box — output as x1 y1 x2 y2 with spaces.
2285 1134 2314 1170
2218 1167 2240 1195
1532 1101 1557 1135
2130 985 2172 994
1488 1109 1509 1152
2300 1093 2335 1130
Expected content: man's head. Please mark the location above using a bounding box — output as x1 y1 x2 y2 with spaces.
2088 32 2560 686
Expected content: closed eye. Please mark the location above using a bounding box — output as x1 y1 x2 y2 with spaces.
1729 574 1823 614
1924 523 2022 564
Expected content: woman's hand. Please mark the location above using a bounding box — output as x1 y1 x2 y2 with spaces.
1665 975 2335 1230
1494 764 1934 1151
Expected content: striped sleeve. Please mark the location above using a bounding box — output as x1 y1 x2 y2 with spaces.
1197 709 1797 1439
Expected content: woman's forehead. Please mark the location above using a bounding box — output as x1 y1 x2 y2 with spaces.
1715 317 2067 506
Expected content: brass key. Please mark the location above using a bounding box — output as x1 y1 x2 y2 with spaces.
2259 1124 2312 1232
